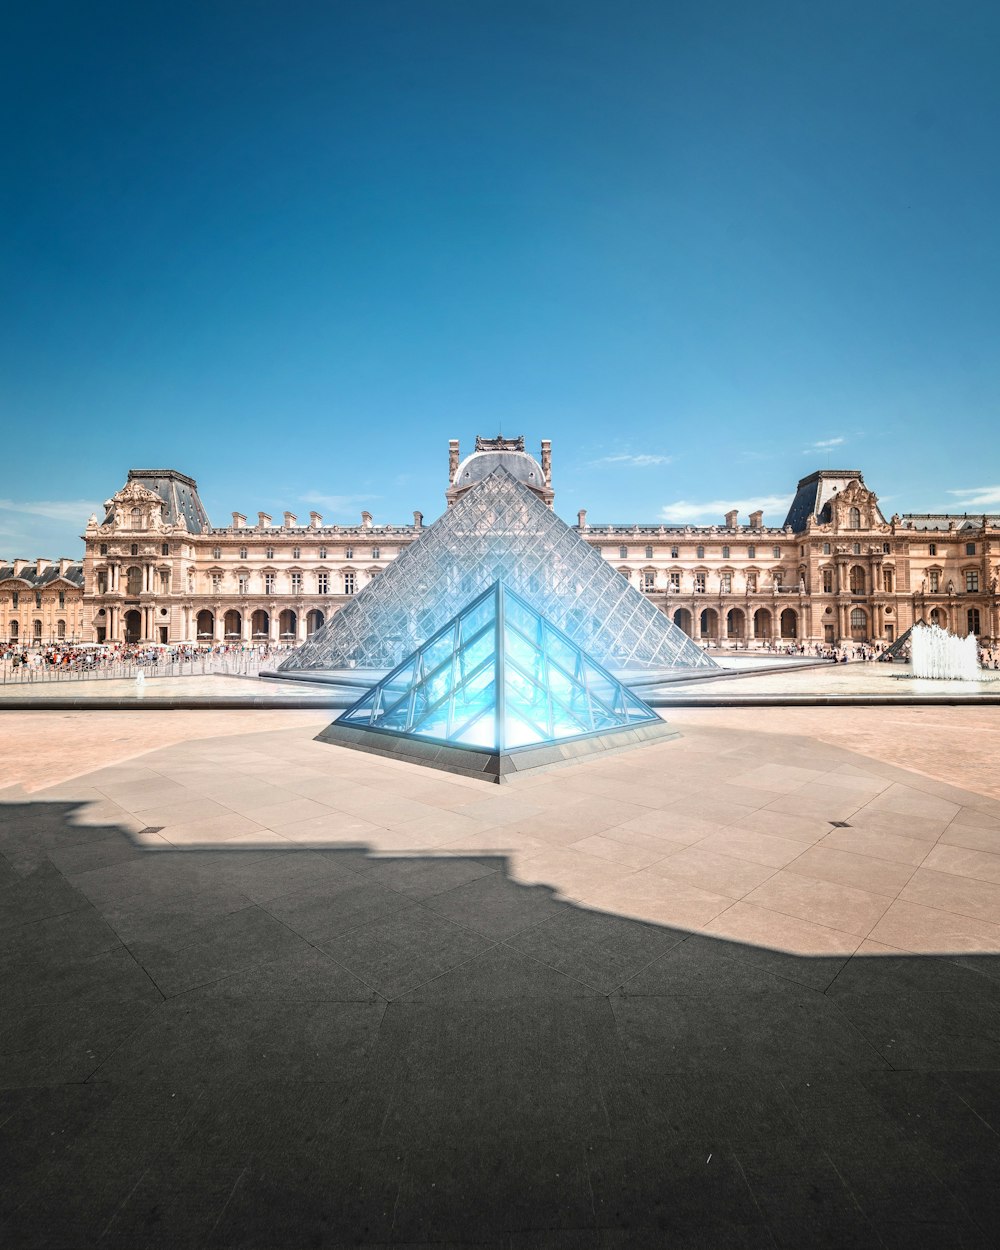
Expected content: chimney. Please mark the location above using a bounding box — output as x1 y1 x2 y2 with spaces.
449 439 460 480
232 512 246 528
540 439 552 486
13 559 28 575
257 512 272 529
361 511 373 529
283 511 297 528
577 509 588 529
749 510 763 530
36 558 50 576
413 510 423 529
309 511 322 528
59 558 71 575
725 509 738 530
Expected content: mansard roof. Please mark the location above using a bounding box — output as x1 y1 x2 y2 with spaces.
0 561 84 589
902 513 1000 531
123 469 210 532
783 469 867 531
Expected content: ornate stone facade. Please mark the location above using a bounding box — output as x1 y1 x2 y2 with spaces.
0 560 85 645
15 438 997 649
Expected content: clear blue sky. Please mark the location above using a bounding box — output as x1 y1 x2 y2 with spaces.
2 0 999 556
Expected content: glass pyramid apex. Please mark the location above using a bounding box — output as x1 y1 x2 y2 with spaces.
340 581 662 752
279 467 715 675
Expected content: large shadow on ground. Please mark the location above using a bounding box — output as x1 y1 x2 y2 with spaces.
2 798 1000 1248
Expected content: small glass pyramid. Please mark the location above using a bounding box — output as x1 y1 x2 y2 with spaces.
339 581 661 752
279 467 714 675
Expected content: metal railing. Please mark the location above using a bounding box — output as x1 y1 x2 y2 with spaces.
0 645 295 685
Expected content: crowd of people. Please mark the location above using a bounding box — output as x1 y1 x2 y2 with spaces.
0 641 293 674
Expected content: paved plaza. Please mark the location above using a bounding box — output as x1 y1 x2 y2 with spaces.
3 704 1000 1246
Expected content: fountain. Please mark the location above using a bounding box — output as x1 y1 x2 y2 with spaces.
910 623 980 681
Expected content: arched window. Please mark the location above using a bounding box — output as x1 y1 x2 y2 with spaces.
33 619 42 639
850 607 867 634
10 620 18 639
130 506 142 529
849 566 865 594
848 507 861 530
57 619 66 639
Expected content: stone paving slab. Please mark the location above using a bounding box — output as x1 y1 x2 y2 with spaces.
2 712 1000 1245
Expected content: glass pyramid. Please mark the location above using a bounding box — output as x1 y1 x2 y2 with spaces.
279 466 715 675
339 581 661 751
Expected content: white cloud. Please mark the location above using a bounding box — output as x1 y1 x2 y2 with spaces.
802 436 845 454
0 498 102 523
945 485 1000 508
592 453 673 468
300 491 381 515
660 494 791 524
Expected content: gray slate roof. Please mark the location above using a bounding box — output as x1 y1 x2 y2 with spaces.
0 562 84 588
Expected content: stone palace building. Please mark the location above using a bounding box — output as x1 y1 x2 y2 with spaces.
2 434 998 648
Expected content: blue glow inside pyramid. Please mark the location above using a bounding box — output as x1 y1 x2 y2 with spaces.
339 581 661 751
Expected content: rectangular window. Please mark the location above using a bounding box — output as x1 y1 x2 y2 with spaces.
291 572 302 593
238 575 249 594
928 543 937 556
853 543 861 555
747 545 755 559
696 545 705 559
239 546 248 560
823 570 833 593
58 591 65 608
319 547 327 559
966 571 979 592
883 542 891 554
211 574 222 591
720 573 732 593
670 546 679 559
372 547 380 560
161 543 169 556
11 591 18 608
772 546 781 559
721 546 730 560
345 546 353 560
292 546 301 560
160 570 169 592
99 543 108 556
265 547 274 560
317 572 329 594
966 543 976 556
669 571 680 591
212 547 221 560
264 573 275 594
35 592 41 609
645 545 653 560
344 571 356 595
746 572 757 592
883 569 894 592
694 573 706 593
929 571 939 592
619 545 628 559
642 572 655 592
822 543 831 555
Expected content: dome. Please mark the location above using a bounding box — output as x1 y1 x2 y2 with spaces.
452 449 546 493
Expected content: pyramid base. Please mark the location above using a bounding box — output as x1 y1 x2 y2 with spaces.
314 717 680 783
